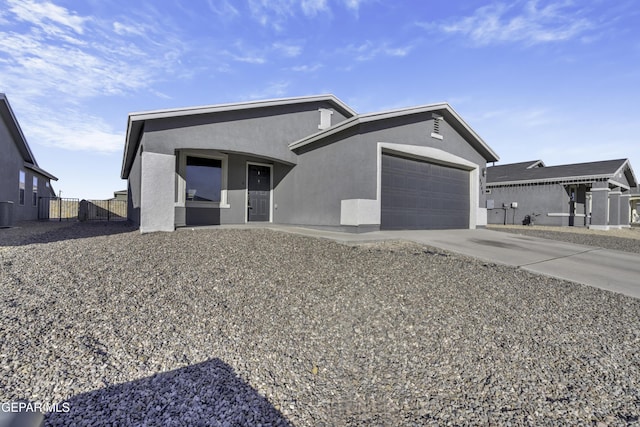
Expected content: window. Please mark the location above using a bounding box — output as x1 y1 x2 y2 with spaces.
185 156 222 202
32 176 38 206
19 170 25 205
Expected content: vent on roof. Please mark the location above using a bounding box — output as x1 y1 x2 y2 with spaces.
431 113 443 140
318 108 334 130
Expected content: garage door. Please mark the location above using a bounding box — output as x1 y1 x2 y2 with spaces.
381 153 469 229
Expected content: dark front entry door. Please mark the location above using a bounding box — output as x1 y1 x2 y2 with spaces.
248 164 271 222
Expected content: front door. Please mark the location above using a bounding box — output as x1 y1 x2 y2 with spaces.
247 164 271 222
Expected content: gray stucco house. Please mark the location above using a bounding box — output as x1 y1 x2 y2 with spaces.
121 94 500 233
1 93 57 224
486 159 637 229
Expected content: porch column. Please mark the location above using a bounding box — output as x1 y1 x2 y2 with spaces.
140 151 176 233
609 187 621 229
620 191 631 228
589 182 610 230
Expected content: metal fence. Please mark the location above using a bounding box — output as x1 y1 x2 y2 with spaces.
39 197 79 221
83 199 127 221
38 198 127 221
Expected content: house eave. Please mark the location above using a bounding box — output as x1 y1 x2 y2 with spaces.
289 103 500 162
25 162 58 181
128 94 356 122
121 94 356 179
487 174 622 188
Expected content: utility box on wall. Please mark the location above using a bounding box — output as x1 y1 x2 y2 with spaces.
0 201 14 228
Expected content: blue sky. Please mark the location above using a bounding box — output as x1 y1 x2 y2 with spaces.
1 0 638 199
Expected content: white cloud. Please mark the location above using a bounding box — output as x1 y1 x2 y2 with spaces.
0 2 187 99
344 40 414 61
8 0 89 34
207 0 240 18
273 42 303 57
0 1 190 152
343 0 361 10
301 0 329 16
429 0 593 46
248 0 295 29
291 63 323 72
18 105 123 154
245 81 291 100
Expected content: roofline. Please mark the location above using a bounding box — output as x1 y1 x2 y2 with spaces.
0 93 37 166
288 102 500 162
487 174 625 188
121 94 356 178
527 160 545 168
614 159 638 188
25 162 58 181
488 158 636 189
128 94 357 122
1 93 57 180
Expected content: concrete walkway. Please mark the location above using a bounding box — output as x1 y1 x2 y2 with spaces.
204 225 640 299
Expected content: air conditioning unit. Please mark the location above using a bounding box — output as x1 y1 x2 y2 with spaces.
0 201 14 228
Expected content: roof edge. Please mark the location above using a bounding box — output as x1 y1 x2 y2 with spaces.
487 174 619 187
0 93 37 166
128 94 357 122
121 94 357 179
289 102 500 162
25 162 58 181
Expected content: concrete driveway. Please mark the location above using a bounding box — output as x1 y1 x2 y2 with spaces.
387 229 640 299
254 225 640 299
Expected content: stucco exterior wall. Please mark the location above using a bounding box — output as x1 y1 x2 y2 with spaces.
0 116 20 203
140 101 348 164
127 145 142 226
359 115 489 207
487 184 568 226
1 117 53 222
285 114 489 229
126 102 494 232
284 128 369 227
140 151 175 232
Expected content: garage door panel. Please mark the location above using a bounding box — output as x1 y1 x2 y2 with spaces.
381 154 469 230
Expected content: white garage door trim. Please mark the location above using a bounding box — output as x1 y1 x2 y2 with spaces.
340 143 481 228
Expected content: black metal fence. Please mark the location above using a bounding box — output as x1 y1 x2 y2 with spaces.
38 197 79 221
38 198 127 221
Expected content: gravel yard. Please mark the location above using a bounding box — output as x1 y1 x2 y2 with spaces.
1 222 640 426
488 224 640 254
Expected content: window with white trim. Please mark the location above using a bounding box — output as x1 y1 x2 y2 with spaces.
19 170 25 205
186 156 222 202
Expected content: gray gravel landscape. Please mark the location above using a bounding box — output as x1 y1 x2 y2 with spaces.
1 222 640 426
488 224 640 254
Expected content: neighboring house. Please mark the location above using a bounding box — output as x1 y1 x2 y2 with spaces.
121 94 500 233
113 189 127 202
631 186 640 224
486 159 637 229
0 93 57 222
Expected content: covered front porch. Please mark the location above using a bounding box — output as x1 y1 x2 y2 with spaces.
173 149 293 227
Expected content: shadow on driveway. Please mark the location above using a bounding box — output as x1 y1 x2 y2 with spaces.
0 221 136 247
45 359 292 426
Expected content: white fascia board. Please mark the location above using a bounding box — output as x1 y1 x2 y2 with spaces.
290 104 450 150
128 94 356 122
289 102 500 163
613 159 637 188
289 116 361 149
